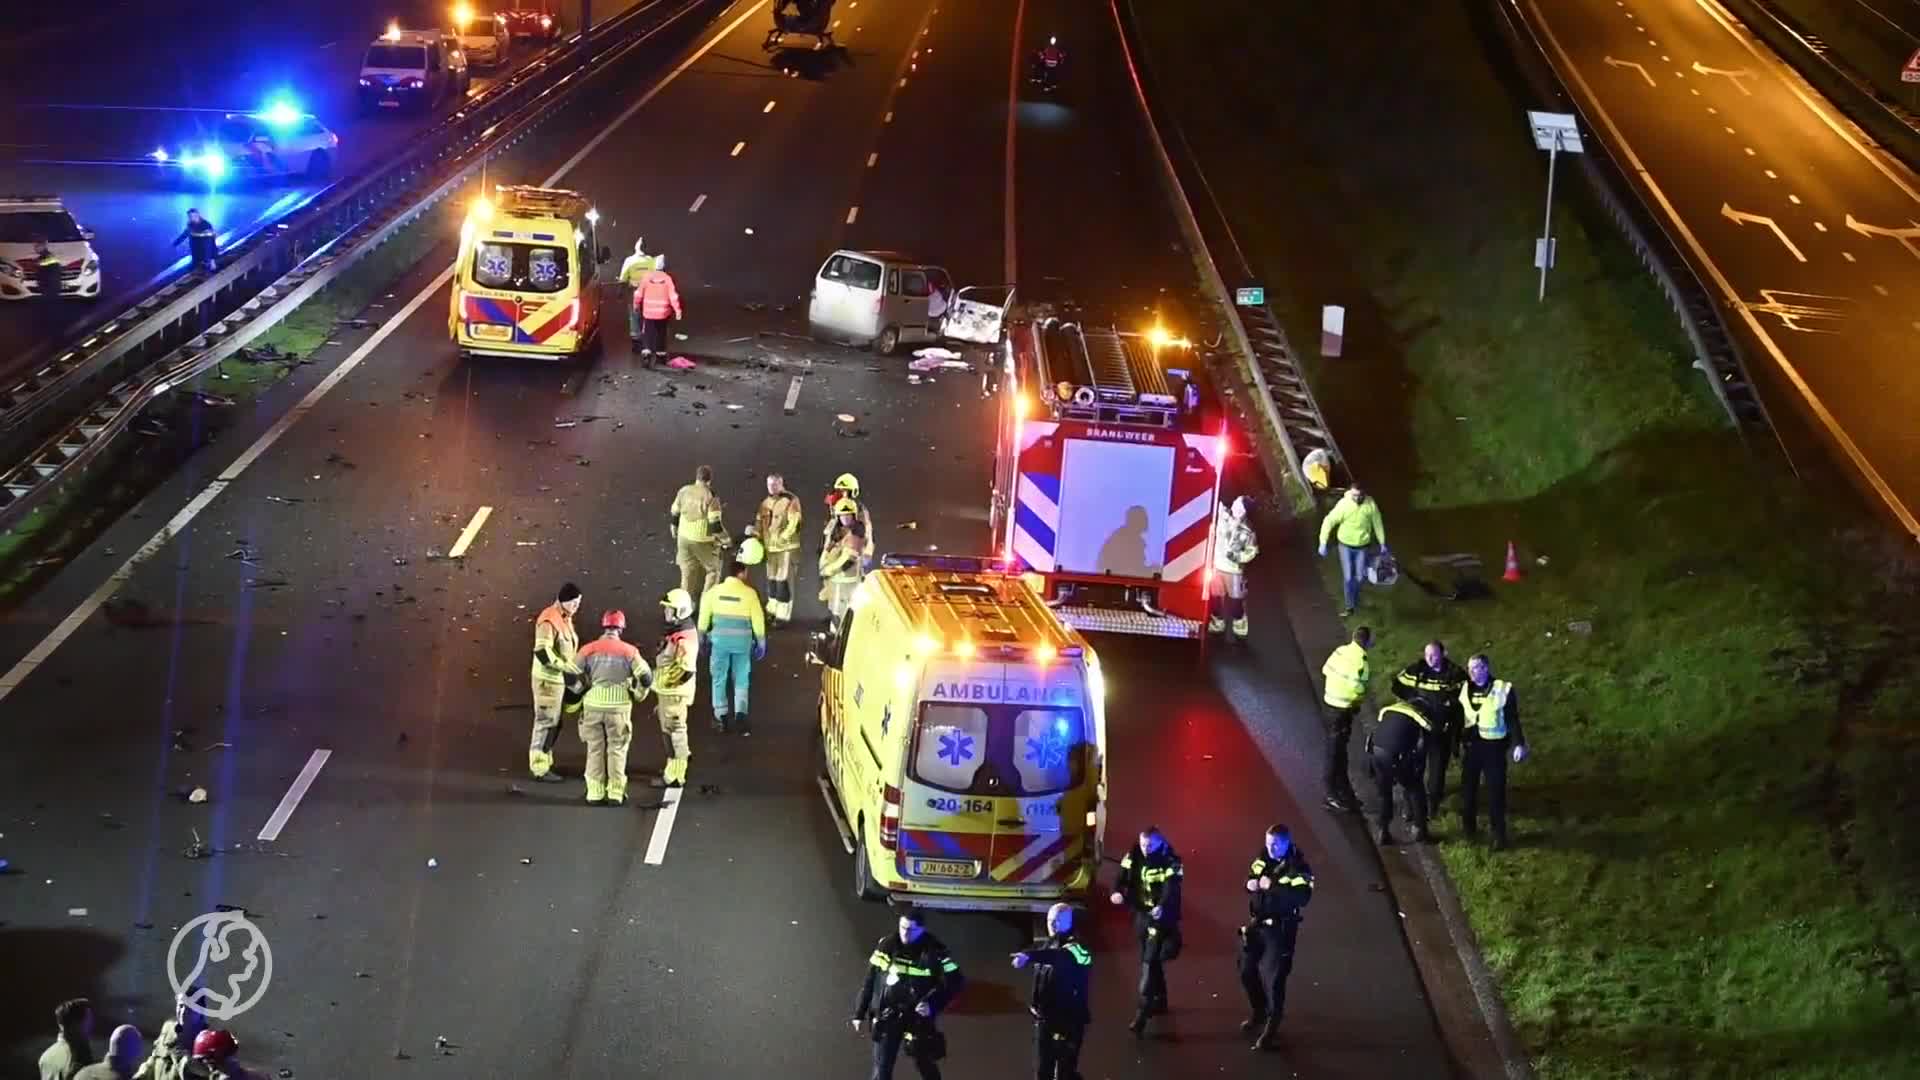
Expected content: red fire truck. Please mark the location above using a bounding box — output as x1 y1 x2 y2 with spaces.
986 313 1230 639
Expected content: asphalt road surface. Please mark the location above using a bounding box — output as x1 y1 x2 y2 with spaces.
0 1 1450 1076
0 0 608 378
1521 0 1920 535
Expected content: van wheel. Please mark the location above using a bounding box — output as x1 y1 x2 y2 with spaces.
853 825 883 901
305 150 331 180
874 325 901 356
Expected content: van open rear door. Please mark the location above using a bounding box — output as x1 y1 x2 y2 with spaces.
942 284 1015 345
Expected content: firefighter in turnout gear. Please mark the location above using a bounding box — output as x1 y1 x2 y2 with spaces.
670 465 726 600
1013 902 1093 1080
852 908 966 1080
756 472 804 623
1109 826 1184 1035
820 512 868 630
652 589 700 787
1241 824 1314 1050
1459 653 1528 850
528 583 584 781
574 610 651 805
1319 626 1373 813
823 473 876 547
1207 495 1259 641
1393 639 1468 815
1368 700 1433 844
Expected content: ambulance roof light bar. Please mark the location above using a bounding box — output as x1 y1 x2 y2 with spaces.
879 553 1018 574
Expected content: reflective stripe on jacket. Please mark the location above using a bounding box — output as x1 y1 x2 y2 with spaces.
637 270 681 319
671 482 719 542
1461 678 1514 739
531 603 580 683
1213 510 1259 575
1247 848 1314 921
576 636 649 708
1321 642 1369 708
654 627 700 703
1318 494 1386 549
698 576 766 650
757 493 804 552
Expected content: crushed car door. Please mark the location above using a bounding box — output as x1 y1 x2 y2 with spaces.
941 284 1014 345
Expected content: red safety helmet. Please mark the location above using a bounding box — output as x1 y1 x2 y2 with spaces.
602 609 627 631
192 1029 238 1059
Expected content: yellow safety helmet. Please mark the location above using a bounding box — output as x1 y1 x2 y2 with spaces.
832 496 860 516
737 537 765 566
833 473 860 495
659 588 694 621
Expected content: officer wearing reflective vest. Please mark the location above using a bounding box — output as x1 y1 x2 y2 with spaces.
1458 653 1529 850
1207 495 1259 641
1012 902 1092 1080
527 583 583 782
1240 823 1314 1050
1367 700 1433 845
574 610 651 806
652 589 699 788
669 465 725 600
852 907 965 1080
617 237 663 353
1318 626 1373 814
1108 826 1183 1035
1393 639 1468 816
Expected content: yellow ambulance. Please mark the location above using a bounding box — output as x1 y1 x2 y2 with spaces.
812 554 1108 911
449 184 611 360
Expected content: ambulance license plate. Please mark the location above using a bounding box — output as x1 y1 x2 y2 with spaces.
911 858 977 879
471 323 511 341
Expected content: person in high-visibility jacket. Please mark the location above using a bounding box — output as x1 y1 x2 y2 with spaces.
652 589 700 788
574 610 652 806
617 238 665 353
819 517 867 631
698 559 767 736
633 264 683 362
1318 626 1372 814
1207 495 1259 641
1458 654 1529 851
1367 700 1432 845
821 473 875 554
528 583 584 781
670 465 725 600
756 472 804 624
1317 483 1388 617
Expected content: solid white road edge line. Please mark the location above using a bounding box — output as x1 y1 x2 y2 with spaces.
0 1 772 706
446 505 494 559
644 786 684 865
258 749 333 842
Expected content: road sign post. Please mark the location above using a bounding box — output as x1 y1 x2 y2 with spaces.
1234 286 1265 307
1902 47 1920 83
1526 111 1585 302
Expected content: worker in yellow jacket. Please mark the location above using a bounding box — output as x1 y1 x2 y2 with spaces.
653 588 700 788
757 472 804 624
573 610 652 805
1317 484 1387 617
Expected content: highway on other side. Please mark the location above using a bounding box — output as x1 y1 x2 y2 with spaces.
1524 0 1920 536
0 1 1451 1076
0 0 616 377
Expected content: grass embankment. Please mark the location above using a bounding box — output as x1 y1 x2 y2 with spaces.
1135 2 1920 1077
0 210 449 604
1768 0 1920 108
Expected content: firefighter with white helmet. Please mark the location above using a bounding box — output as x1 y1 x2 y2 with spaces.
574 609 652 805
1208 496 1260 642
653 588 700 787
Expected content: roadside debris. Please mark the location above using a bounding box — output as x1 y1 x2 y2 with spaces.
265 495 304 504
427 858 439 869
898 521 918 531
225 548 260 563
188 787 208 804
666 356 696 369
913 346 963 360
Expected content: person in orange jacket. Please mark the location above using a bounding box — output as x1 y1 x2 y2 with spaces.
633 266 684 365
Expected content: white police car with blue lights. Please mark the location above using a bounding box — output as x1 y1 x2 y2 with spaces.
0 195 101 301
151 103 339 184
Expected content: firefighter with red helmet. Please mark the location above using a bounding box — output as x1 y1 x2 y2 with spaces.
188 1030 253 1079
574 610 653 806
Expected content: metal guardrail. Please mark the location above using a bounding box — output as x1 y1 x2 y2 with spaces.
1490 0 1783 450
1102 0 1340 501
0 1 664 469
0 0 724 534
1716 0 1920 171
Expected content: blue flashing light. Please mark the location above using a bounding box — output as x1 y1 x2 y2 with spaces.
256 100 302 128
149 148 170 163
182 146 228 181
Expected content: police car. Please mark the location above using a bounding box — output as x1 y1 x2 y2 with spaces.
0 195 101 301
358 26 472 113
151 104 340 184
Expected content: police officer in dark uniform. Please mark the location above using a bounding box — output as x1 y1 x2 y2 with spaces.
1108 825 1183 1035
1012 902 1092 1080
1393 639 1467 815
1368 700 1434 845
852 907 965 1080
1240 823 1314 1050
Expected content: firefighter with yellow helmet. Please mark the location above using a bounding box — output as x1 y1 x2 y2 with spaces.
652 588 700 788
574 609 653 806
819 499 868 630
822 473 875 546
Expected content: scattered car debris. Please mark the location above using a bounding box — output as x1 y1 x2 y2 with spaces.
68 908 88 917
188 787 209 804
666 356 696 370
392 557 408 567
265 495 304 504
898 521 919 531
427 858 439 869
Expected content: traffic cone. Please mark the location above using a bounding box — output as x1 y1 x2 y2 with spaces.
1502 541 1524 583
